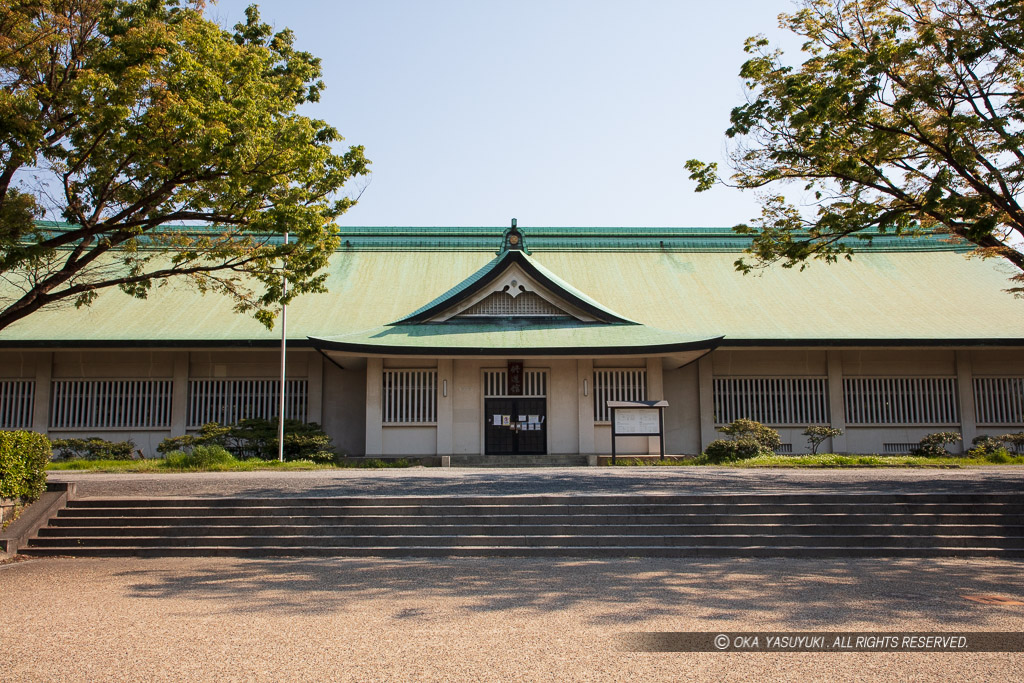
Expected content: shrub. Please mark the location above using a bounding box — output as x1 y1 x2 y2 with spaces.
999 432 1024 454
226 418 334 461
985 449 1013 464
163 445 235 469
50 437 136 461
704 438 763 463
156 422 230 455
0 431 52 502
157 420 335 462
803 425 843 455
967 435 1004 457
912 432 962 457
717 419 782 451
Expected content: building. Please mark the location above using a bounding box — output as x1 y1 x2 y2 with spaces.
1 224 1022 457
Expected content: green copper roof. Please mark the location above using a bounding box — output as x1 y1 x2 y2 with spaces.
312 320 722 356
34 221 973 253
395 249 636 324
0 227 1020 347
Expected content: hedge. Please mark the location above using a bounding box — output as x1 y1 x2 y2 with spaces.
0 431 52 502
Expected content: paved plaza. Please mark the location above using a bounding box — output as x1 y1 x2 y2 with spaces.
2 468 1022 681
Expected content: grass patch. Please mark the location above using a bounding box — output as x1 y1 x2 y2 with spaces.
608 457 698 466
48 458 349 473
47 454 419 472
607 453 1024 467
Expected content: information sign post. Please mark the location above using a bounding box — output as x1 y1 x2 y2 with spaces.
607 400 669 464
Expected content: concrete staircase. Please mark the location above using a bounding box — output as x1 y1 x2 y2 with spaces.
20 493 1024 558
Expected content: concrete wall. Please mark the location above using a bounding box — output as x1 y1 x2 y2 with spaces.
3 346 1021 458
663 361 701 455
698 347 1024 455
322 359 366 457
0 349 326 457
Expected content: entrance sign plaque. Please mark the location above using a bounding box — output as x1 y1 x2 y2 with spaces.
507 360 523 395
606 400 669 463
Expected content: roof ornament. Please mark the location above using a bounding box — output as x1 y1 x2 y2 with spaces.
498 218 530 255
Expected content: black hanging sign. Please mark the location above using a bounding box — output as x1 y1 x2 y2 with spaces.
507 360 523 395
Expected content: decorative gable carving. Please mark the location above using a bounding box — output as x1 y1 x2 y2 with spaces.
457 290 571 318
431 263 599 322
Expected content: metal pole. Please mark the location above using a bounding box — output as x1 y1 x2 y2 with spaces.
659 407 665 460
278 231 288 462
610 406 616 465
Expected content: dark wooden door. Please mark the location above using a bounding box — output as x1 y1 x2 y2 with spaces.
484 397 547 455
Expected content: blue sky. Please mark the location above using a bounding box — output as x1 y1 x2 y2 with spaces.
208 0 804 228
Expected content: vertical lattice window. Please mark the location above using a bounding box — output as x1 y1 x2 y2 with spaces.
483 370 547 397
974 377 1024 425
458 291 568 317
50 380 172 429
594 369 647 422
713 377 830 425
382 370 436 424
843 377 959 425
188 379 307 428
0 380 35 429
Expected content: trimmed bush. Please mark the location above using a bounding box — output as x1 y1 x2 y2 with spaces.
803 425 843 455
49 437 136 461
703 419 782 463
157 420 336 462
226 419 334 461
704 438 762 463
0 431 52 502
718 418 782 451
156 422 230 455
913 432 962 457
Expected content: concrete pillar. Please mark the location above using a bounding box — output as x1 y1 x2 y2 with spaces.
307 351 324 424
436 359 454 455
697 354 715 451
576 359 595 454
365 358 383 456
646 357 664 454
31 352 52 434
826 350 848 453
956 350 977 450
169 351 189 436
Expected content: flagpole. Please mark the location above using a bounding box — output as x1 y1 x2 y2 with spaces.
278 231 288 462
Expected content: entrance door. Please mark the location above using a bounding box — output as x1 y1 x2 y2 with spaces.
484 397 547 455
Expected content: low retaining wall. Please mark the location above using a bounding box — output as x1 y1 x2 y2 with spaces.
0 483 77 560
1 498 18 528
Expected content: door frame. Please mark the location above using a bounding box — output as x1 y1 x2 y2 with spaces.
479 366 549 455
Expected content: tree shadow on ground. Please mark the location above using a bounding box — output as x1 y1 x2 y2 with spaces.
116 557 1024 628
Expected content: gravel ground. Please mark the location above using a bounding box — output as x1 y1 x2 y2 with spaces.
46 466 1024 499
2 556 1023 682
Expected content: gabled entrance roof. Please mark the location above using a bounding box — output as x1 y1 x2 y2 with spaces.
393 248 636 325
312 224 723 357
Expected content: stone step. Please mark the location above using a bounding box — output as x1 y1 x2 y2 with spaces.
28 493 1024 558
64 492 1024 507
55 503 1024 518
46 512 1024 527
20 545 1024 559
36 523 1024 537
27 533 1024 549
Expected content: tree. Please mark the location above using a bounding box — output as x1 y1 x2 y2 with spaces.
685 0 1024 293
0 0 369 331
802 425 843 454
